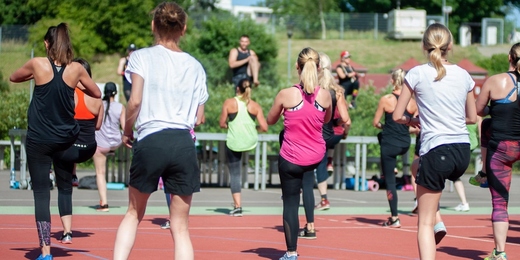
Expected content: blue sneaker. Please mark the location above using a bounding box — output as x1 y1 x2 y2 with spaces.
279 252 298 260
434 222 447 245
36 254 53 260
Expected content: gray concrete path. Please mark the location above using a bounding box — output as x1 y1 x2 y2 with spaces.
2 169 520 216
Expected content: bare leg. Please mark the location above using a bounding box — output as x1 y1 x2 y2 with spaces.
113 186 150 260
317 181 327 197
169 194 195 260
453 180 468 205
416 185 442 260
93 151 108 205
232 192 241 208
60 215 72 234
493 222 508 252
247 55 261 86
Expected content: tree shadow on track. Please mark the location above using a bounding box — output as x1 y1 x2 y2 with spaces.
242 247 286 259
349 216 384 226
52 230 94 241
438 246 487 259
12 246 90 259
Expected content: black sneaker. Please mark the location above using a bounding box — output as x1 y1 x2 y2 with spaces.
298 225 317 239
60 232 72 244
382 217 401 228
229 207 242 217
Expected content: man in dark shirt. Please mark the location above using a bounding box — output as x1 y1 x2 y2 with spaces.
228 35 260 88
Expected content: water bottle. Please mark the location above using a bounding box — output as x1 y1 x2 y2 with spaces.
10 168 17 189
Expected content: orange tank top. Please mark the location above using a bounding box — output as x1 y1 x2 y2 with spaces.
74 88 95 120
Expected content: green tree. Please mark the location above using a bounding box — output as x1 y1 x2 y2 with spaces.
0 0 48 25
0 89 29 140
0 71 9 93
182 14 279 87
265 0 339 39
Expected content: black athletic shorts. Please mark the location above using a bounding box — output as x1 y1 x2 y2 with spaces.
416 143 470 191
129 129 200 195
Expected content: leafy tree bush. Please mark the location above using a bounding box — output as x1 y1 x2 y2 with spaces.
476 53 509 76
0 71 9 93
0 89 29 140
182 14 279 87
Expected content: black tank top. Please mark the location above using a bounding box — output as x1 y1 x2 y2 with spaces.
322 89 337 141
76 119 96 144
381 93 412 147
337 65 355 87
490 72 520 141
27 58 79 143
232 48 250 76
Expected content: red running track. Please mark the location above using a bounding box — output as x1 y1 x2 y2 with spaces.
1 214 519 259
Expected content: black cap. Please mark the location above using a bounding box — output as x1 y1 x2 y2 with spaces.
127 43 136 51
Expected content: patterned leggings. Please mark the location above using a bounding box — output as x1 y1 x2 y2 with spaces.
487 140 520 222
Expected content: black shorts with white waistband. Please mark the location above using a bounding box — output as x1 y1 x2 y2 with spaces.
416 143 470 191
129 129 200 195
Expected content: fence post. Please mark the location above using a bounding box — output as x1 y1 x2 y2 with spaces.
340 13 344 40
374 14 378 40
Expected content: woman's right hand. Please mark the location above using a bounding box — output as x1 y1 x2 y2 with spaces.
122 134 134 148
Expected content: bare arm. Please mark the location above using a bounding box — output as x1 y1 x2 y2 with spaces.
117 57 126 76
465 91 477 124
228 49 250 69
219 99 230 129
122 73 143 148
334 92 350 126
336 66 347 80
119 106 126 131
476 78 492 117
95 104 104 130
254 102 268 132
10 59 35 82
373 96 386 129
323 92 333 124
196 105 205 126
77 65 101 98
392 82 416 126
267 91 284 125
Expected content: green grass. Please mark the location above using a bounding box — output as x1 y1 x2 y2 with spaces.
0 35 506 92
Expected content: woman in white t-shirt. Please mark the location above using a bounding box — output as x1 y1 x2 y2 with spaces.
393 23 477 259
113 2 208 260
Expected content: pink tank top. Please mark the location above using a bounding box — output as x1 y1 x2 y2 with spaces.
280 85 326 166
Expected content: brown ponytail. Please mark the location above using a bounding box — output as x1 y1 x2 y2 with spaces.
45 23 73 65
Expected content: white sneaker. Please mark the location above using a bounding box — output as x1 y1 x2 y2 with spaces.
454 203 470 212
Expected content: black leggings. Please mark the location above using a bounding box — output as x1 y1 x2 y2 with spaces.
53 143 97 216
380 141 409 217
278 156 318 252
26 138 74 246
225 146 243 194
341 80 359 99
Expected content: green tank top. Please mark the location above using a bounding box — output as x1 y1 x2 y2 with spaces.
226 97 258 151
467 123 478 151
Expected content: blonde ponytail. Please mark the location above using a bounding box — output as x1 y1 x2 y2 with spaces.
297 47 320 93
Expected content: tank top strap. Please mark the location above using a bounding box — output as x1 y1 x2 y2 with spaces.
47 57 66 76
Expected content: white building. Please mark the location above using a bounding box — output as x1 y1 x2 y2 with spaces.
216 0 273 24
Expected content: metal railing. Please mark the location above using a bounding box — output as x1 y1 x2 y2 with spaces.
6 130 481 192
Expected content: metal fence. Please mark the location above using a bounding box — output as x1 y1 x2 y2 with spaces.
1 13 506 44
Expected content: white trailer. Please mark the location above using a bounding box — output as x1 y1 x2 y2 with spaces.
387 9 427 40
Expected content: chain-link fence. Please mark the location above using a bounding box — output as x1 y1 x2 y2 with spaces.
1 13 507 45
